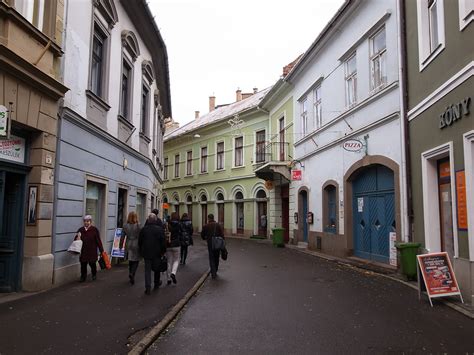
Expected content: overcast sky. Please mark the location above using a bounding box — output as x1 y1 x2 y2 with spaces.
149 0 344 124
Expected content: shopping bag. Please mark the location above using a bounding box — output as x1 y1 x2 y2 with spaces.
100 251 112 269
67 239 83 254
98 255 106 269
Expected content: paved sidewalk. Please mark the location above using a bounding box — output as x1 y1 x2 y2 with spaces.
0 241 209 355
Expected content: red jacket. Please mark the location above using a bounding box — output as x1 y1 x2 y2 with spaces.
77 226 104 263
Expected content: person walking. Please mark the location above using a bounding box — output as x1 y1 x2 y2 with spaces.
120 211 141 285
179 213 193 265
138 213 166 295
166 212 181 285
75 215 104 282
201 213 224 279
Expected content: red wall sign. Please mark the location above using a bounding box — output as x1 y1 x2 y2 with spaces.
292 170 302 180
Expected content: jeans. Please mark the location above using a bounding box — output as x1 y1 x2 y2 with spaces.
144 258 161 290
166 247 180 280
180 245 188 263
80 261 97 279
129 260 139 277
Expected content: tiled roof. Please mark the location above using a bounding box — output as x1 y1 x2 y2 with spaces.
164 87 272 141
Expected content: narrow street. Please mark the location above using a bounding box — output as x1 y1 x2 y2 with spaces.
151 239 474 354
0 242 209 355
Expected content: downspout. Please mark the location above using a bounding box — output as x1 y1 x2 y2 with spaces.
397 0 413 242
52 0 70 278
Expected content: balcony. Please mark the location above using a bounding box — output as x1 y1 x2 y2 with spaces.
254 142 292 182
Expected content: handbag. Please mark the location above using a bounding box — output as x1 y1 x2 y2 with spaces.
221 247 228 261
67 239 83 254
211 236 225 251
100 251 112 270
152 255 168 272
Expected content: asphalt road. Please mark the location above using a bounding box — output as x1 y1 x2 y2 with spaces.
0 241 209 355
150 238 474 354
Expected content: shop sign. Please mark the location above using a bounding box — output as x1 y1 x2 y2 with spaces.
291 170 302 180
417 252 463 306
0 105 7 137
0 135 25 163
162 203 169 209
439 97 470 129
342 139 363 152
455 170 468 230
389 232 397 266
264 180 274 190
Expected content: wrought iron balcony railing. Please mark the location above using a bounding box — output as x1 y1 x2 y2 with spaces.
254 141 291 166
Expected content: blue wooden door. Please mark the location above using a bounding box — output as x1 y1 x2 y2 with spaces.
353 165 394 264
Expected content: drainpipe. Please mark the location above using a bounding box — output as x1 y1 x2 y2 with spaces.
52 0 70 277
397 0 413 242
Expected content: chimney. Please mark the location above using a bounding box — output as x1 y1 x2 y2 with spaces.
253 87 258 94
236 89 242 102
209 96 215 112
195 111 200 119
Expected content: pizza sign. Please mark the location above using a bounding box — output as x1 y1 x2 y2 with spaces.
343 139 364 152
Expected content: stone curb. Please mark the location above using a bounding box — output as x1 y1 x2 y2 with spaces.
128 269 210 355
285 243 474 319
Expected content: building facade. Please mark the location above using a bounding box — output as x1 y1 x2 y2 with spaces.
163 89 270 237
406 0 474 303
285 0 409 264
0 0 68 292
52 0 171 285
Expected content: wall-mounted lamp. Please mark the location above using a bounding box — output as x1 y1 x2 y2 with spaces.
123 158 128 170
194 134 201 138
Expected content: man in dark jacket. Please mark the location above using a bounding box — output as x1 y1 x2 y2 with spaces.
201 214 224 279
139 213 166 294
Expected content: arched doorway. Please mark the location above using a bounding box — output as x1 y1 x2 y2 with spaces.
186 195 193 222
235 191 244 234
352 164 395 263
256 189 267 236
216 192 225 226
299 189 309 242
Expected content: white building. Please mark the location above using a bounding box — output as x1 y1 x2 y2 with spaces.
52 0 171 284
285 0 408 265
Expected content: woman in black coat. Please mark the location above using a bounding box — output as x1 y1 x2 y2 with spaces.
179 213 193 265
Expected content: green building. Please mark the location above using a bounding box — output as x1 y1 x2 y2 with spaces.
163 88 271 237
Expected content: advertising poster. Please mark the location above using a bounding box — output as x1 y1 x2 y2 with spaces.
417 252 461 298
389 232 397 266
110 228 126 258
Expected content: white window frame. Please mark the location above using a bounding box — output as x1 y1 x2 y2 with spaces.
15 0 45 31
416 0 446 71
216 141 225 171
163 157 168 180
200 146 208 173
313 86 322 129
174 153 180 178
255 129 266 163
186 150 193 176
421 142 458 257
459 0 474 30
369 27 387 91
234 136 244 167
345 53 357 107
300 97 308 136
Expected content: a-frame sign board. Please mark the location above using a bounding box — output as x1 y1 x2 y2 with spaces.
417 252 464 307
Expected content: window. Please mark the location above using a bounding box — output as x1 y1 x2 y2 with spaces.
416 0 445 70
163 157 168 180
345 54 357 107
300 98 308 135
174 154 180 178
201 147 208 173
186 150 193 175
136 192 147 226
370 28 387 90
91 28 106 97
15 0 45 31
313 86 322 129
459 0 474 30
86 181 103 231
323 185 337 234
256 130 266 163
234 137 243 167
216 142 224 170
120 60 132 120
141 85 150 135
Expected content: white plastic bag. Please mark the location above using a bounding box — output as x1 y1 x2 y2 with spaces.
67 239 83 254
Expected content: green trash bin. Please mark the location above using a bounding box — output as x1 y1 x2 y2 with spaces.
396 242 421 281
272 228 285 247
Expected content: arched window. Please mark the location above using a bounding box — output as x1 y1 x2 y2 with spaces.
217 193 224 201
235 191 244 200
323 184 338 234
256 190 267 199
235 191 244 234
